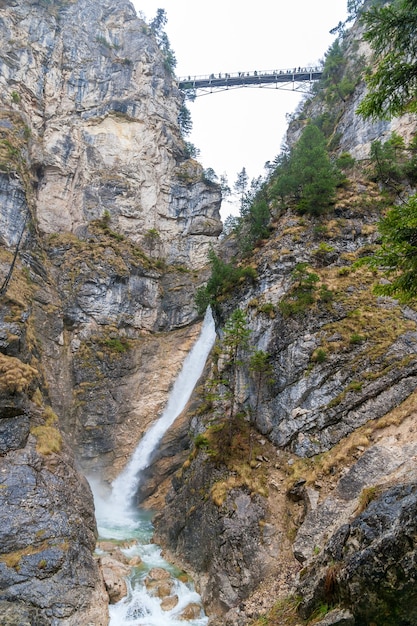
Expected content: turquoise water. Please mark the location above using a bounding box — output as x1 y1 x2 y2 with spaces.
93 498 208 626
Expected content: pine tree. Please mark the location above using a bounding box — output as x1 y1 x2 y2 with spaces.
371 195 417 302
357 0 417 119
291 124 337 215
248 350 273 462
222 309 251 429
234 167 249 211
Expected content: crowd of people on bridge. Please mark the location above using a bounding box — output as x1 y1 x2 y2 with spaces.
185 67 322 83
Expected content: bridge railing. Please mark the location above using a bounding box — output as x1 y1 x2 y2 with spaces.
178 66 323 88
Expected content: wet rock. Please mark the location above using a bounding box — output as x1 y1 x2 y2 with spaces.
160 594 179 611
144 567 180 607
96 542 130 565
156 581 175 598
179 602 204 620
100 554 129 604
146 567 171 582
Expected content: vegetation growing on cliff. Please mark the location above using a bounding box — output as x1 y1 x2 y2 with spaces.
278 263 321 317
276 125 339 215
315 38 359 106
354 0 417 301
148 8 177 75
195 249 256 314
225 123 342 258
370 195 417 301
0 353 37 394
368 131 417 192
216 0 417 309
357 0 417 120
45 215 172 288
1 0 417 622
187 308 276 508
31 406 62 455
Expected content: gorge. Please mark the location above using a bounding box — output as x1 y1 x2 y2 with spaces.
1 1 417 625
92 307 215 625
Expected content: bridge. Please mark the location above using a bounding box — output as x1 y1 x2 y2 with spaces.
178 66 323 96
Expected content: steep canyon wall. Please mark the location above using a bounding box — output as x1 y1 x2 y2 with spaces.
0 0 222 622
1 2 417 626
150 15 417 626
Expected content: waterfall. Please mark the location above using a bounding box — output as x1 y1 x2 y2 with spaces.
110 306 216 514
91 307 216 626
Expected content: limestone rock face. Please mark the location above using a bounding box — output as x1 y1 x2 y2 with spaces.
297 481 417 625
0 175 27 248
208 202 417 459
151 184 417 622
287 23 417 161
0 601 50 626
293 428 417 565
0 0 221 485
0 389 108 625
0 0 222 268
2 1 417 625
0 251 109 625
0 0 222 620
153 455 280 617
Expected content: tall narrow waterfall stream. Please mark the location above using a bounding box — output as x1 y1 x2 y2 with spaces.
91 308 216 625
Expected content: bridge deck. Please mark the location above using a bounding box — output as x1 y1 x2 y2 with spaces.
178 67 322 91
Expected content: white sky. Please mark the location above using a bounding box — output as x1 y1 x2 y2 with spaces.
132 1 348 216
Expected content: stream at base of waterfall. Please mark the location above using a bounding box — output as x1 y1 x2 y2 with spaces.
90 308 216 626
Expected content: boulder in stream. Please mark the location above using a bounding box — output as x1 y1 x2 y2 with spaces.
99 554 129 604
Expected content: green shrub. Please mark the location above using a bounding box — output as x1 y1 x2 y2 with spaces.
313 242 336 267
194 434 210 449
350 333 365 345
371 193 417 301
279 263 320 317
258 302 275 317
319 284 334 303
95 35 112 49
347 380 363 392
102 337 130 353
369 133 406 189
195 250 257 314
336 151 355 170
312 348 327 363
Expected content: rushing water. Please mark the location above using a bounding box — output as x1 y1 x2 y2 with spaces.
91 308 216 625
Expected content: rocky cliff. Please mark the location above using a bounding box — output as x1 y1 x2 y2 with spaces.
0 0 221 266
0 0 222 623
1 1 417 626
150 13 417 626
0 0 222 477
152 179 417 624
